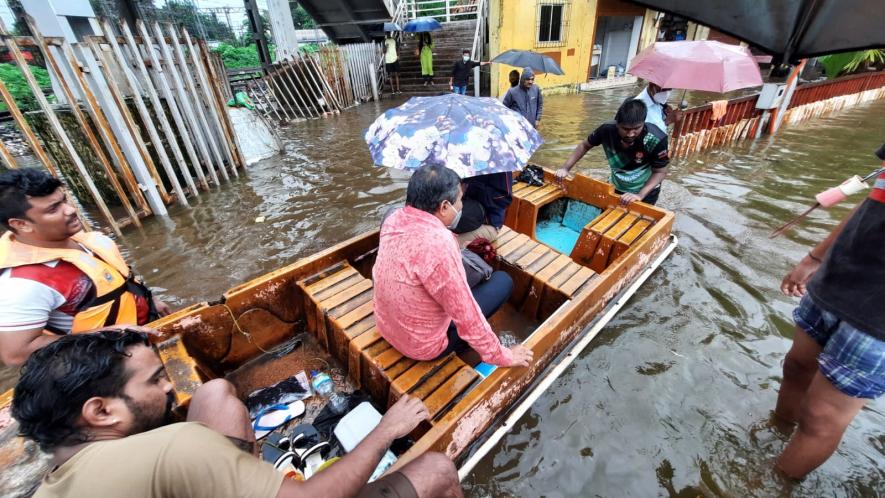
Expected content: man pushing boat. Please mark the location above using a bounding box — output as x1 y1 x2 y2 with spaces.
0 169 171 366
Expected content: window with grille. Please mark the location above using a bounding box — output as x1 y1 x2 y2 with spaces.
536 2 568 47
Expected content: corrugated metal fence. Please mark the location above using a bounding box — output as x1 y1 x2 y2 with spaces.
671 71 885 158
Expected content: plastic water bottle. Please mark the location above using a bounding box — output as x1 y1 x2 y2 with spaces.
311 371 334 396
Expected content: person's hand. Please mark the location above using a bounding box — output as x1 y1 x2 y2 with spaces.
619 192 642 206
450 84 454 91
377 395 429 440
781 255 822 297
554 168 570 181
100 324 161 336
535 120 541 128
508 345 533 367
153 298 172 317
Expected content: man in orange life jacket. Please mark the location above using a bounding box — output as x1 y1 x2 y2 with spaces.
0 169 170 366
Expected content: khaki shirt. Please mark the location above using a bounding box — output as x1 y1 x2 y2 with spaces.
34 423 283 498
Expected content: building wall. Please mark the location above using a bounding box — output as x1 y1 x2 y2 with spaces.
490 0 599 97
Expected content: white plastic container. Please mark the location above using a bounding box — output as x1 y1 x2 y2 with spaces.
334 402 397 482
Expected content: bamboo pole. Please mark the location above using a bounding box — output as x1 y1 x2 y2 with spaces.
164 24 230 182
199 39 245 168
132 20 210 190
248 80 280 122
185 33 239 173
273 62 309 118
266 74 294 121
0 80 57 177
117 21 199 195
280 59 320 117
270 64 305 119
0 139 17 169
288 58 325 116
294 52 330 114
87 33 189 206
0 33 120 235
307 52 342 111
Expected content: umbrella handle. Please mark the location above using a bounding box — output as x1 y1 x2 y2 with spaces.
679 89 688 110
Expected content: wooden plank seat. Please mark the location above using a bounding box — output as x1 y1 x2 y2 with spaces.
296 262 479 421
493 226 597 319
505 182 565 238
570 208 655 272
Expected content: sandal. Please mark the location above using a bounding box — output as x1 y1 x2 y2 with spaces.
252 400 305 440
289 424 331 478
261 433 296 471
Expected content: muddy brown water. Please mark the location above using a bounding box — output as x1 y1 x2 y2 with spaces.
2 86 884 496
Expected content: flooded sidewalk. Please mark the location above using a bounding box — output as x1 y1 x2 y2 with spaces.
2 87 884 496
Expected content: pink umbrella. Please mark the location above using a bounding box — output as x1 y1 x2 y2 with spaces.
627 40 763 93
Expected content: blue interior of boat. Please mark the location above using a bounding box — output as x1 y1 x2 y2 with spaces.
535 199 602 254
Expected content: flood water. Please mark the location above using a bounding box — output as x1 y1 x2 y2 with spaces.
3 86 885 496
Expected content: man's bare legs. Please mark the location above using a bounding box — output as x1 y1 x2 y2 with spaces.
186 379 254 452
774 327 822 423
776 372 867 478
398 452 463 498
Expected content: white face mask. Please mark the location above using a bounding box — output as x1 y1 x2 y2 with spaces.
653 89 671 105
462 55 470 62
447 202 462 230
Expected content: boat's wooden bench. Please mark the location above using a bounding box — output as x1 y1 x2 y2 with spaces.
493 226 597 318
505 182 565 237
297 262 479 420
570 208 654 272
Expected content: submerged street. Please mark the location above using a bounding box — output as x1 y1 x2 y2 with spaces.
3 87 884 496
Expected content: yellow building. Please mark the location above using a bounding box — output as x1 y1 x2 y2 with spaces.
489 0 662 97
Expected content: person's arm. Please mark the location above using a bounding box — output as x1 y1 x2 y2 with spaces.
555 137 593 180
621 140 669 205
278 395 429 498
781 202 864 297
0 329 57 366
502 88 514 109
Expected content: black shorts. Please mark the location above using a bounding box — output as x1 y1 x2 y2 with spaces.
385 61 401 73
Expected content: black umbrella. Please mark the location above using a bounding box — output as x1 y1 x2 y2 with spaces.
490 49 565 75
631 0 885 63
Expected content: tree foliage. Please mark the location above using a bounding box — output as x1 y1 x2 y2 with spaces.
155 0 236 42
818 49 885 79
213 43 277 69
0 63 52 112
290 3 317 29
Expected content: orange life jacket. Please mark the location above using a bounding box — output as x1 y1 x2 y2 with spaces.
0 231 150 333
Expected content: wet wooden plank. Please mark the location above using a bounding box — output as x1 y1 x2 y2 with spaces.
495 226 519 246
516 187 563 236
610 218 652 262
386 357 417 384
389 355 455 404
344 315 376 340
373 346 404 371
303 265 357 294
549 261 583 289
423 366 478 419
348 326 381 388
312 273 364 302
329 289 373 318
525 248 560 274
497 233 532 260
410 359 463 400
559 266 596 297
524 183 558 203
514 242 551 269
604 212 639 240
570 208 626 266
506 239 540 265
318 279 373 310
333 299 375 329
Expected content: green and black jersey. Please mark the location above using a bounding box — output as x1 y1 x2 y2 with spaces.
587 122 669 193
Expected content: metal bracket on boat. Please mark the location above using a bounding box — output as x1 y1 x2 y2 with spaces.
456 234 680 481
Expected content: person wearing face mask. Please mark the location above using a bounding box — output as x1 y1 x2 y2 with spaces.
449 49 489 95
373 164 533 368
555 99 669 206
635 81 679 134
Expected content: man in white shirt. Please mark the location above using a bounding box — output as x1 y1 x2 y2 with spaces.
635 82 678 134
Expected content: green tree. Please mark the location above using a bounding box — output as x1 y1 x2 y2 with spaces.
818 49 885 79
0 63 53 112
154 0 236 42
290 3 316 29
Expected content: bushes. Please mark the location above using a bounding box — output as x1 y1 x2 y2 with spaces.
212 42 277 69
0 63 52 112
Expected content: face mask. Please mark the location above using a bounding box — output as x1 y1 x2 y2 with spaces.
653 90 671 104
447 202 462 230
462 55 470 62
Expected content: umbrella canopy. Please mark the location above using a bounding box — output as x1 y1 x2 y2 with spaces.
402 17 443 33
490 49 565 75
383 22 402 32
629 0 885 62
628 41 763 93
364 94 543 178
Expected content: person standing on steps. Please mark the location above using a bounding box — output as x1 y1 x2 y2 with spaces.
502 67 543 128
449 49 489 95
775 145 885 479
419 33 434 86
384 32 401 94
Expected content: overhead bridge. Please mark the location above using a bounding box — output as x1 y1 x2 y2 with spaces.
297 0 394 43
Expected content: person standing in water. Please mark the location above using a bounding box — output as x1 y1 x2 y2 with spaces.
776 146 885 479
502 68 543 128
384 32 401 94
419 33 434 86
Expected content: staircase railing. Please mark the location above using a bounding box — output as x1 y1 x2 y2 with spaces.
470 0 487 96
402 0 481 23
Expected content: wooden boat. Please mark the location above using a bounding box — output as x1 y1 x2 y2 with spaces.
148 167 676 475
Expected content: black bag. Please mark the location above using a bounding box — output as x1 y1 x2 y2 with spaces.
462 248 493 288
516 164 544 187
452 198 486 234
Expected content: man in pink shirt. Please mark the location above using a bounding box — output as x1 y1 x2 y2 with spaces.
373 165 533 367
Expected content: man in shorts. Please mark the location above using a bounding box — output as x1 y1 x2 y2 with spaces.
384 32 401 95
13 329 463 497
776 146 885 478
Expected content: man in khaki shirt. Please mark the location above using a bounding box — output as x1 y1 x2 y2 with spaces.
12 329 462 498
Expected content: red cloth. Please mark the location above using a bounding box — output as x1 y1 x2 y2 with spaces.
373 206 513 366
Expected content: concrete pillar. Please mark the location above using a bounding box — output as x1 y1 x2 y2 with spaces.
22 0 168 216
266 0 300 61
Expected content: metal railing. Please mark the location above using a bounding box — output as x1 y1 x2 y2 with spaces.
402 0 480 23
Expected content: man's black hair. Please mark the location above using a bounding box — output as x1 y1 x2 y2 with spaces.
405 164 460 213
615 99 648 126
0 168 62 231
12 330 151 452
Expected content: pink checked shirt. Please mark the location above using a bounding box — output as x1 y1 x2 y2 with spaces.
373 206 513 366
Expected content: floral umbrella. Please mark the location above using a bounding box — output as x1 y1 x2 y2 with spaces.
364 93 543 178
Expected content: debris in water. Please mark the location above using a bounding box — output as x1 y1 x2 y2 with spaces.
255 216 266 223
